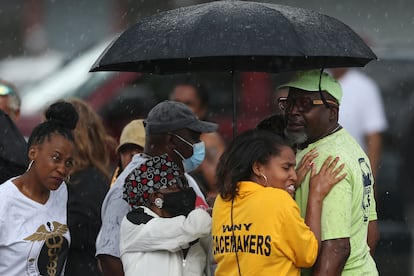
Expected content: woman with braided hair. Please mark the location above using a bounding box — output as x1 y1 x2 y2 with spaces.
0 101 78 276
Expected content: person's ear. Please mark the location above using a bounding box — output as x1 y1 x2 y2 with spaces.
252 161 263 177
14 109 20 120
149 192 164 209
199 105 208 120
28 146 37 161
329 105 339 121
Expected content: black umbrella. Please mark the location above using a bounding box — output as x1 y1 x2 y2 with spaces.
91 1 375 73
90 0 376 135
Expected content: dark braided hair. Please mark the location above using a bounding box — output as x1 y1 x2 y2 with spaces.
27 101 79 150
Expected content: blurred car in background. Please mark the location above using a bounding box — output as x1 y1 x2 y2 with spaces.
17 39 158 139
16 38 274 142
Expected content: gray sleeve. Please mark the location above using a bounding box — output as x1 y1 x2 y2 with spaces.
95 185 130 258
95 154 145 257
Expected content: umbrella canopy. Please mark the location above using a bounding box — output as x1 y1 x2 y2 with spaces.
91 0 376 74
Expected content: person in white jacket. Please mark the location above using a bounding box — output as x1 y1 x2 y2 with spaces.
120 153 212 276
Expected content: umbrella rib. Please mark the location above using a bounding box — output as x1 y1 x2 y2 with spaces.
258 3 310 57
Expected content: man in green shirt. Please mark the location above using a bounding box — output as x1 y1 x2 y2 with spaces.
278 70 379 275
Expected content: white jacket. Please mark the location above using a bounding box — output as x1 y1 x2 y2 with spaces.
120 206 212 276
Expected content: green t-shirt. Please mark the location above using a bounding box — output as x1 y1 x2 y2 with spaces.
295 128 378 275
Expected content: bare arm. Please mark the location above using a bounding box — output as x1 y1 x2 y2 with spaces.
365 132 383 180
307 158 350 275
97 254 124 276
366 133 381 256
312 238 350 276
367 220 380 256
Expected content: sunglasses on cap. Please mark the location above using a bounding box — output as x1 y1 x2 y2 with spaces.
278 97 338 113
0 83 15 96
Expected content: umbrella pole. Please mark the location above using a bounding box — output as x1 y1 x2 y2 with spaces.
232 71 237 139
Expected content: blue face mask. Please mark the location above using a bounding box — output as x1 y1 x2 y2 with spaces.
172 134 206 172
182 141 205 172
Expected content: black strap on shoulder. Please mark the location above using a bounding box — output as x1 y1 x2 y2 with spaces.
126 208 154 225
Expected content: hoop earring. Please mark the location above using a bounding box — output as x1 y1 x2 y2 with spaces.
154 198 164 209
26 160 34 172
260 173 268 186
65 175 71 183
